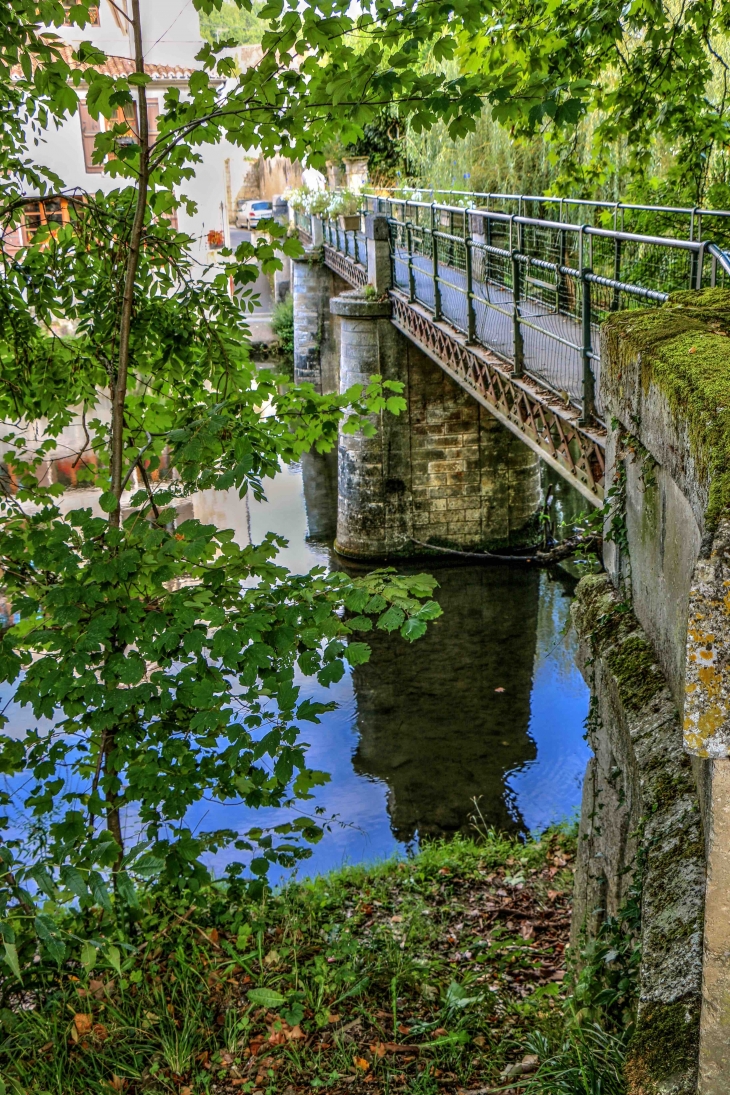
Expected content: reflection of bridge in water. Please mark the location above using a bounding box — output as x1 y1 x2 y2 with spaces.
297 190 730 503
350 565 540 840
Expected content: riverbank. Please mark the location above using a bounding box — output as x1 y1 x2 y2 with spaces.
0 827 635 1095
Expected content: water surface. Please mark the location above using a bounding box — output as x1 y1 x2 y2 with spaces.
191 454 591 880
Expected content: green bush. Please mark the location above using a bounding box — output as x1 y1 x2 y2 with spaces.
271 293 294 362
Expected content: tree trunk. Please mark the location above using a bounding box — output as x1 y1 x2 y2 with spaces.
105 0 150 859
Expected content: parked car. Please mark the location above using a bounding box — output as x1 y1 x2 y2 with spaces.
235 199 252 229
246 200 274 229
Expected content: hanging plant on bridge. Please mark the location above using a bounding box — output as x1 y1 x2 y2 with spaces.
0 0 491 978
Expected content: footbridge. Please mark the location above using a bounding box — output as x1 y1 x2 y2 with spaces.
293 192 730 504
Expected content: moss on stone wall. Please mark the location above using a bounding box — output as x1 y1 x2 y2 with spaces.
573 573 666 713
626 998 701 1091
603 287 730 524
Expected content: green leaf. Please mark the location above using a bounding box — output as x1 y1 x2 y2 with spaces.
400 617 427 641
247 987 285 1008
344 641 371 666
115 871 139 908
105 945 122 976
98 491 118 513
377 605 406 632
80 941 97 971
3 942 21 983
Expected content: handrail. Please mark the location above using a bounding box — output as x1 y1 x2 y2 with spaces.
304 190 730 425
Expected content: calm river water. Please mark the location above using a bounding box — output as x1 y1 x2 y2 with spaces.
1 454 590 882
190 453 591 880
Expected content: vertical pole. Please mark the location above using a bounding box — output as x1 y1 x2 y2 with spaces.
512 250 524 376
432 204 442 321
579 269 595 425
344 225 349 259
611 236 622 311
407 222 415 302
465 237 476 343
486 214 493 285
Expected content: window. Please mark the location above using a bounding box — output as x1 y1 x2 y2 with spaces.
80 99 160 175
79 102 103 174
18 199 72 245
64 4 100 25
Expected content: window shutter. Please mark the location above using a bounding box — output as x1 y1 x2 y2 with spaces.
79 103 103 174
146 101 160 146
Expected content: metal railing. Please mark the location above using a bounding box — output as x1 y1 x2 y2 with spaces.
322 218 367 268
361 188 730 248
294 209 312 239
318 195 730 422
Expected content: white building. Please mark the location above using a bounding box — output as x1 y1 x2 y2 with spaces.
12 0 254 260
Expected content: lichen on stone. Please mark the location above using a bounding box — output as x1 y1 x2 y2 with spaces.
603 287 730 525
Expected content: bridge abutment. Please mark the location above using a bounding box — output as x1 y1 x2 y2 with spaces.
292 250 347 394
331 290 541 560
571 288 730 1094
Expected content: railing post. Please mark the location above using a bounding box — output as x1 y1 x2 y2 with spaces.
407 221 416 302
431 204 442 321
465 237 476 343
611 236 622 311
512 250 524 376
365 213 392 294
579 269 596 425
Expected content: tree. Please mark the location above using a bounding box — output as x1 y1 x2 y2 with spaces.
451 0 730 202
199 0 266 46
0 0 490 974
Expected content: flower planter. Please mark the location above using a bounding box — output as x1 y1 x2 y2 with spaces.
338 214 360 231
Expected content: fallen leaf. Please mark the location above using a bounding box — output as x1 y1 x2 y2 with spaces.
398 1023 410 1035
520 921 535 940
110 1077 127 1093
73 1013 92 1037
327 1013 341 1023
689 346 697 353
390 915 403 923
93 1022 109 1042
371 1042 387 1058
494 687 505 693
353 1056 370 1071
209 928 219 944
288 1024 305 1041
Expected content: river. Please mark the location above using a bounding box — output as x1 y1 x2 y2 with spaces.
190 453 591 880
0 452 590 883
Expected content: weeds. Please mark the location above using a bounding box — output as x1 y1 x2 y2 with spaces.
0 827 636 1094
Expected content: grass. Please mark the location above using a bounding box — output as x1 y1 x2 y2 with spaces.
0 828 636 1095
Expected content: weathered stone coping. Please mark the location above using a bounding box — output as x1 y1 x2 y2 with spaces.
602 287 730 535
329 291 392 318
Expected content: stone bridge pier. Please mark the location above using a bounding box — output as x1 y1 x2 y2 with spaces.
292 214 542 559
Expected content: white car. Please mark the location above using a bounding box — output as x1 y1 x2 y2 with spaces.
235 199 252 228
236 199 273 230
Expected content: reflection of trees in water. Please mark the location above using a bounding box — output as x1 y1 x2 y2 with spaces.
351 566 541 843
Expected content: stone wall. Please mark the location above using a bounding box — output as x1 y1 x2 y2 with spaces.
572 575 705 1095
331 290 542 559
571 288 730 1093
292 252 347 394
